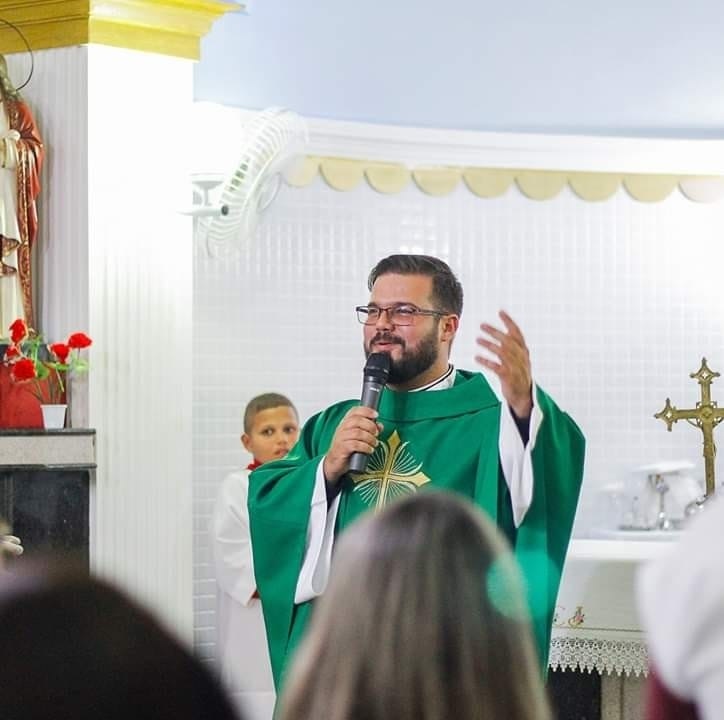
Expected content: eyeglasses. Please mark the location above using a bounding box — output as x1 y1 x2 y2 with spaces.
355 304 447 326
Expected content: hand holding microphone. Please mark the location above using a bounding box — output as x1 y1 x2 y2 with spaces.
322 353 391 484
348 353 390 472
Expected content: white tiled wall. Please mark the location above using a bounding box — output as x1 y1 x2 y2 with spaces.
192 173 724 664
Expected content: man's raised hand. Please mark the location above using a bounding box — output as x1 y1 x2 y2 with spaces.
475 310 533 420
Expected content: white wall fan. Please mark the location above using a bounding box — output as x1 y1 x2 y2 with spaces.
192 107 308 259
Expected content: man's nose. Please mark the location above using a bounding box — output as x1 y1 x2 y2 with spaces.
374 307 394 329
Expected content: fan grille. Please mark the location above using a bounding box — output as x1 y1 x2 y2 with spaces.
204 108 307 258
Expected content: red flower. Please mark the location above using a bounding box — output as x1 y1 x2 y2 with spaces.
49 342 70 364
4 320 92 405
10 357 37 382
3 345 20 362
67 332 92 349
9 318 28 344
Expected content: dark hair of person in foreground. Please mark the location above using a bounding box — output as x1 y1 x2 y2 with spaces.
0 562 242 720
277 491 551 720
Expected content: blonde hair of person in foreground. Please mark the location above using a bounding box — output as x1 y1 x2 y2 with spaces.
277 491 551 720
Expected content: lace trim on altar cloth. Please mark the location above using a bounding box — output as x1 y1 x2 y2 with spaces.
548 637 650 677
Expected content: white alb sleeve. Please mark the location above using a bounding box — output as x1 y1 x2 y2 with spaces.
498 383 543 527
294 459 341 604
212 472 257 607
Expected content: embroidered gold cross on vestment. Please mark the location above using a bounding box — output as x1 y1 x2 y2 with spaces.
351 430 430 510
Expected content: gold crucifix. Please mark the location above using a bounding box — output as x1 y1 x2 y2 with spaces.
654 358 724 497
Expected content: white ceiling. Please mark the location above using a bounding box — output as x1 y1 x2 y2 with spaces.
195 0 724 139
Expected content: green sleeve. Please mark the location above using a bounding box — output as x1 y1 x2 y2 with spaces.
517 385 586 670
247 403 351 689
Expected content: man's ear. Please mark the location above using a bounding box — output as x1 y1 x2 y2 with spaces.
241 433 252 452
440 314 459 342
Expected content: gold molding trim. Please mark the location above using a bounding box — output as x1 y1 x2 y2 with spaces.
463 168 515 198
319 157 364 191
412 167 461 196
365 162 409 194
288 156 724 203
0 0 239 59
622 174 679 203
515 170 567 201
568 173 621 202
284 156 320 188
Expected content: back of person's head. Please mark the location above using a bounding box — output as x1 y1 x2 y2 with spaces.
278 491 550 720
367 254 464 316
0 562 241 720
243 392 297 434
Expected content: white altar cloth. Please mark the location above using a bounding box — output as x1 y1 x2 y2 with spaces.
548 538 676 676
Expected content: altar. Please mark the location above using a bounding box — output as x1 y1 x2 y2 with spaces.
549 537 678 719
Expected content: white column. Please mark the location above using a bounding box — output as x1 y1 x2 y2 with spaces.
6 45 194 642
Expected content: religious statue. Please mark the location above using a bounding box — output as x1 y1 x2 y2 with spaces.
0 53 43 335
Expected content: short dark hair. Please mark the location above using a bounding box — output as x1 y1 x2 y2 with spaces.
367 254 464 316
243 393 297 434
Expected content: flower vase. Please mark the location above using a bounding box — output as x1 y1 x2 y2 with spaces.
40 403 67 430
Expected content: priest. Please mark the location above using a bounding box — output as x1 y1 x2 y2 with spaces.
249 253 585 690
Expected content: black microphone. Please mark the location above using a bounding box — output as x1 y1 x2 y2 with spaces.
348 352 391 473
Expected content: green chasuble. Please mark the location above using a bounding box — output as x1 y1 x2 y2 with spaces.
248 371 585 690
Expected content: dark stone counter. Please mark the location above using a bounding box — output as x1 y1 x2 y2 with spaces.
1 429 96 568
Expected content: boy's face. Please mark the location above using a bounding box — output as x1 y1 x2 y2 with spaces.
242 405 300 464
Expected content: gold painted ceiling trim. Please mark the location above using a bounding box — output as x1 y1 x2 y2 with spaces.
0 0 239 59
412 167 461 196
284 156 724 204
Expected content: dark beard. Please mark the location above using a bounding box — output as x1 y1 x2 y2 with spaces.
365 328 439 385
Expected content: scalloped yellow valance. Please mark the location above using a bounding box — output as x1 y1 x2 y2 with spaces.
286 157 724 203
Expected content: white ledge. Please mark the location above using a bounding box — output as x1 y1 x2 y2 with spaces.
0 430 96 468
